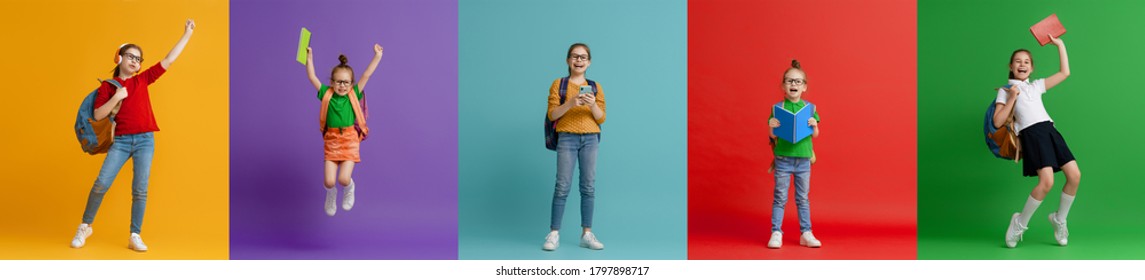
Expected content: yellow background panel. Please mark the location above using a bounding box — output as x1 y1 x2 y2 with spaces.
0 0 229 259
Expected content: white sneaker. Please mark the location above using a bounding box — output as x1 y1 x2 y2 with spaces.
70 224 93 248
767 231 782 249
325 187 337 216
580 232 605 250
542 231 559 251
128 233 148 252
1049 212 1069 246
1005 212 1027 248
342 180 355 211
800 231 821 248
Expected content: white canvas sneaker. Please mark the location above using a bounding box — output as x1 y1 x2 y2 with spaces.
767 231 782 249
799 231 821 248
128 233 148 252
1005 212 1027 248
1048 212 1069 246
70 224 93 248
542 231 559 251
580 232 604 250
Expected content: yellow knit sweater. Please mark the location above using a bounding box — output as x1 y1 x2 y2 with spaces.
547 78 606 133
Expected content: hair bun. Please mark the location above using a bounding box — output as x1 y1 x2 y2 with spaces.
791 59 801 69
338 54 349 65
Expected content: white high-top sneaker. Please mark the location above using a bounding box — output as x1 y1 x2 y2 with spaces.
342 180 355 211
325 187 338 216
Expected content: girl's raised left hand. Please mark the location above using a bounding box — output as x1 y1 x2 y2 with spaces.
373 44 384 57
185 19 196 32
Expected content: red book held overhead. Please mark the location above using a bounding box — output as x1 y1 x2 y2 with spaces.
1030 14 1066 46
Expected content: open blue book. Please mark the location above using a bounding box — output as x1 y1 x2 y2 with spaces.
772 102 815 143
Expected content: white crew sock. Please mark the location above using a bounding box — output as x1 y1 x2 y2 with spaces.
1019 195 1042 226
1058 193 1075 221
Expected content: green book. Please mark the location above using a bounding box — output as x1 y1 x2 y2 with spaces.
296 27 311 65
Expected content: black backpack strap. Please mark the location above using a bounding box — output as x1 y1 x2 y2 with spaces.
586 79 598 95
558 77 569 105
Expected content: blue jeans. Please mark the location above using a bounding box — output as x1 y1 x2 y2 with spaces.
82 132 155 234
772 155 812 233
550 132 599 230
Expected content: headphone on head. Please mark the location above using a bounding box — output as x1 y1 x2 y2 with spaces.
113 43 128 64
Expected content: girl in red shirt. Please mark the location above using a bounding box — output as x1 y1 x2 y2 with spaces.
71 20 195 252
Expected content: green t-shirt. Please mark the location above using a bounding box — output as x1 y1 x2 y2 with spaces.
317 84 364 128
769 99 820 158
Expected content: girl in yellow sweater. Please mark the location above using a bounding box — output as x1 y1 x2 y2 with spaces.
542 43 606 251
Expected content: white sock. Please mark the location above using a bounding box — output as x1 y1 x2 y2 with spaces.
1019 195 1042 226
1058 193 1075 221
347 179 355 190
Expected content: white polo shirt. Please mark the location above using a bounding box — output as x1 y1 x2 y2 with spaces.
995 78 1052 134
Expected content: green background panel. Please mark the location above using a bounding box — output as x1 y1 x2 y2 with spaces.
919 0 1145 259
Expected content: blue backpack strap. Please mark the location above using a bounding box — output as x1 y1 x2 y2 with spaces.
558 77 570 104
105 79 123 89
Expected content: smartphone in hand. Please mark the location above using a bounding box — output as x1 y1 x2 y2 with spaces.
579 85 594 95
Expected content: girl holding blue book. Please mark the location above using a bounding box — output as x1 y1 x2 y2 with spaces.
766 59 821 249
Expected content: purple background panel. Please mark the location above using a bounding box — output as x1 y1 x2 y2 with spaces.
229 0 458 260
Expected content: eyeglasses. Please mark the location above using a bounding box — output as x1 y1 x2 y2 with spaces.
333 80 352 86
568 54 589 61
783 78 806 85
123 53 143 63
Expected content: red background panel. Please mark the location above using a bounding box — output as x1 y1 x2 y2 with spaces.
688 0 917 259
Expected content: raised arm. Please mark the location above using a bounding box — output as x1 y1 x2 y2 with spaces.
305 47 322 91
160 19 195 69
356 44 384 92
1044 35 1070 90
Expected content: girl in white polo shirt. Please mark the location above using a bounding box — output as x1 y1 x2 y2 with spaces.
994 34 1079 248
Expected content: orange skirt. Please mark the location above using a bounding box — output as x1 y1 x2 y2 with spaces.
323 127 361 162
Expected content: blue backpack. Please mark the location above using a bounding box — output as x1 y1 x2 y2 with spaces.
984 99 1021 161
75 80 123 155
544 77 598 151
